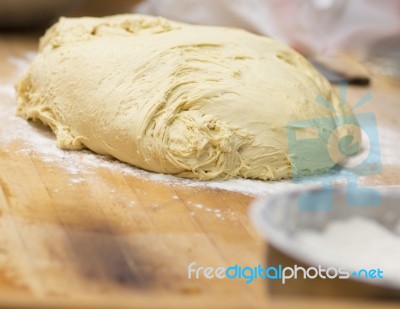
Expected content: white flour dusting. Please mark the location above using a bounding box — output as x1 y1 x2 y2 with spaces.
295 216 400 281
0 84 15 98
0 87 291 195
1 54 399 197
7 52 36 74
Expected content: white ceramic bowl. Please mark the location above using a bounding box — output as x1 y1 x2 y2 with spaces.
250 186 400 291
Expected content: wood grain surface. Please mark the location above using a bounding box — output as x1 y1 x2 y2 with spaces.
0 32 399 309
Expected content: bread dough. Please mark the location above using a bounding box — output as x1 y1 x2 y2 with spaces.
16 15 359 180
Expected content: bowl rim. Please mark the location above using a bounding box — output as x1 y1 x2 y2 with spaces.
249 186 400 290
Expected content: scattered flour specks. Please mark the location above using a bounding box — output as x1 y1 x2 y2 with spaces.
1 54 400 197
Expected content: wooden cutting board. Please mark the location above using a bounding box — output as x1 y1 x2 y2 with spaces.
0 34 399 309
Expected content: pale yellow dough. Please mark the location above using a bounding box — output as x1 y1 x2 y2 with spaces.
16 15 358 180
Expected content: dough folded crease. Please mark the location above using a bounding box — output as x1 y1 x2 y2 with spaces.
16 14 359 180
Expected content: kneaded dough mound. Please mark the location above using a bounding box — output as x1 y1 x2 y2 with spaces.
16 15 358 180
